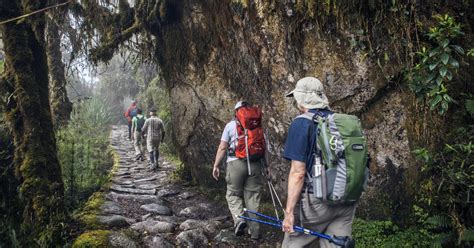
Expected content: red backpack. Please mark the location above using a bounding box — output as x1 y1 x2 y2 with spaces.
235 106 266 161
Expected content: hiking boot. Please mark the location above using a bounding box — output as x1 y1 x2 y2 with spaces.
234 221 247 236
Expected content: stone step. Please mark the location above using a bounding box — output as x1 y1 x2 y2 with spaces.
134 176 158 183
110 185 156 195
106 192 163 204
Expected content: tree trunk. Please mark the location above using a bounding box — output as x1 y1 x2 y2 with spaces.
46 16 72 128
0 0 65 246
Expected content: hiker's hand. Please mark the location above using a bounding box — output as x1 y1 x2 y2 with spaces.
282 214 295 233
212 166 220 181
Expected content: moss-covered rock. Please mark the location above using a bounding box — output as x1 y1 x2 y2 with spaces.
73 192 106 229
72 230 111 248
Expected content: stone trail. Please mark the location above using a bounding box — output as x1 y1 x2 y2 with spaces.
95 125 279 247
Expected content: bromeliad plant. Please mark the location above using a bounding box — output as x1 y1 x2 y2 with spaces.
407 14 464 114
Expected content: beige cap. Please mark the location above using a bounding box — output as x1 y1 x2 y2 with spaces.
286 77 330 109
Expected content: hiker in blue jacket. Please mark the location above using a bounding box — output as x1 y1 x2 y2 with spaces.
282 77 357 248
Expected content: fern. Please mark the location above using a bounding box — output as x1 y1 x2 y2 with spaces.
460 228 474 242
425 215 451 229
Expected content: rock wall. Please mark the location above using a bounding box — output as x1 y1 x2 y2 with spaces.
152 0 472 219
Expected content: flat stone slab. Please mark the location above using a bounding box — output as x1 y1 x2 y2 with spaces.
179 219 219 234
178 203 212 219
134 176 158 183
143 235 173 248
115 171 131 176
136 183 159 190
179 219 203 231
140 203 172 215
100 201 124 215
176 229 208 248
106 192 163 204
157 188 180 198
131 220 175 234
154 215 179 225
112 178 134 185
108 232 137 248
110 185 156 195
112 183 135 189
97 215 133 228
178 191 196 200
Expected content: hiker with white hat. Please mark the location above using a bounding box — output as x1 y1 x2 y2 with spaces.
282 77 366 247
212 101 266 240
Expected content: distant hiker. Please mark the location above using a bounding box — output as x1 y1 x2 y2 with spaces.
131 108 146 161
281 77 369 247
212 101 266 240
124 100 138 140
141 109 165 170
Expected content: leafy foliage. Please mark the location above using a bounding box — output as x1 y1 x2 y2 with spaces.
352 218 434 247
56 96 114 210
412 123 473 246
406 14 464 114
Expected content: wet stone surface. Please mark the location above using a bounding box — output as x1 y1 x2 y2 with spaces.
131 220 176 234
139 203 172 216
94 125 280 247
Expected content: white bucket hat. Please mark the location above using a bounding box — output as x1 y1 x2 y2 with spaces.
286 77 330 109
234 101 248 110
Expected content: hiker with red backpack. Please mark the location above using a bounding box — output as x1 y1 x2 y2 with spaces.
212 101 266 240
281 77 369 248
131 108 146 161
124 100 138 140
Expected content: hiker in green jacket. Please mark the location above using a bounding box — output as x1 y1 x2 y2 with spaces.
131 108 146 161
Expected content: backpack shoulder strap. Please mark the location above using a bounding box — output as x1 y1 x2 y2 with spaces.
295 112 316 121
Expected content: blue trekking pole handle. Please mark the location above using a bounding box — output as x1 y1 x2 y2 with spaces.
243 208 331 240
240 210 332 240
244 208 281 223
238 215 283 229
239 210 354 247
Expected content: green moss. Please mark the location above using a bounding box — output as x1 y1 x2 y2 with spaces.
73 192 106 229
72 230 111 248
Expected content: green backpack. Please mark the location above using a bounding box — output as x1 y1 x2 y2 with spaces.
136 116 146 132
298 112 369 205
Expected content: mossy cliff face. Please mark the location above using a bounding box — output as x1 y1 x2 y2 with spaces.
151 1 472 219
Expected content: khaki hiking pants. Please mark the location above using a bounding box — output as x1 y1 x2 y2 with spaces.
282 190 357 248
226 159 263 237
133 131 144 156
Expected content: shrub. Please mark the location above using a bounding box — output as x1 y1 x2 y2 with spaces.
56 96 114 210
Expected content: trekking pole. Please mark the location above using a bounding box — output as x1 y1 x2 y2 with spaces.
261 131 285 213
238 209 355 248
261 165 284 220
